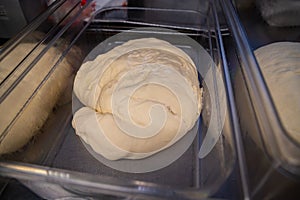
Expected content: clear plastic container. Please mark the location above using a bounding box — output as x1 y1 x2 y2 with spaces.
0 1 240 199
221 0 300 198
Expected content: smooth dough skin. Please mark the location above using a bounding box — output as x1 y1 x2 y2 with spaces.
72 38 202 160
254 42 300 143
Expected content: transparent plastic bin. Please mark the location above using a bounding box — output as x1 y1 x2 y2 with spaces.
0 1 241 199
221 0 300 199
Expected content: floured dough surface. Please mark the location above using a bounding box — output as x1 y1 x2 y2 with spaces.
254 42 300 143
0 33 81 154
72 38 202 160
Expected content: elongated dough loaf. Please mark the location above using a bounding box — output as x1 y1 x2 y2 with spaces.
254 42 300 143
0 34 81 154
72 38 202 160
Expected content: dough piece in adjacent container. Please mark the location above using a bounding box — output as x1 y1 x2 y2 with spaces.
0 35 81 154
72 38 202 160
254 42 300 143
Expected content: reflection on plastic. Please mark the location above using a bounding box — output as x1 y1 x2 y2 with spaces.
198 62 226 158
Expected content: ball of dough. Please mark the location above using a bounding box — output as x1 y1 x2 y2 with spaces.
72 38 202 160
254 42 300 143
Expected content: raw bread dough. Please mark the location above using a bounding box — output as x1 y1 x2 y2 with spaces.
0 33 81 154
254 42 300 143
72 38 202 160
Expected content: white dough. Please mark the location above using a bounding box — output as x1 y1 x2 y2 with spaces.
254 42 300 143
0 33 80 154
72 38 202 160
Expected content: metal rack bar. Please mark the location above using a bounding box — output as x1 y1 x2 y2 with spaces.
0 1 91 144
219 0 282 137
214 1 250 199
0 2 80 88
89 6 231 36
0 0 67 61
89 6 209 35
94 6 208 31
